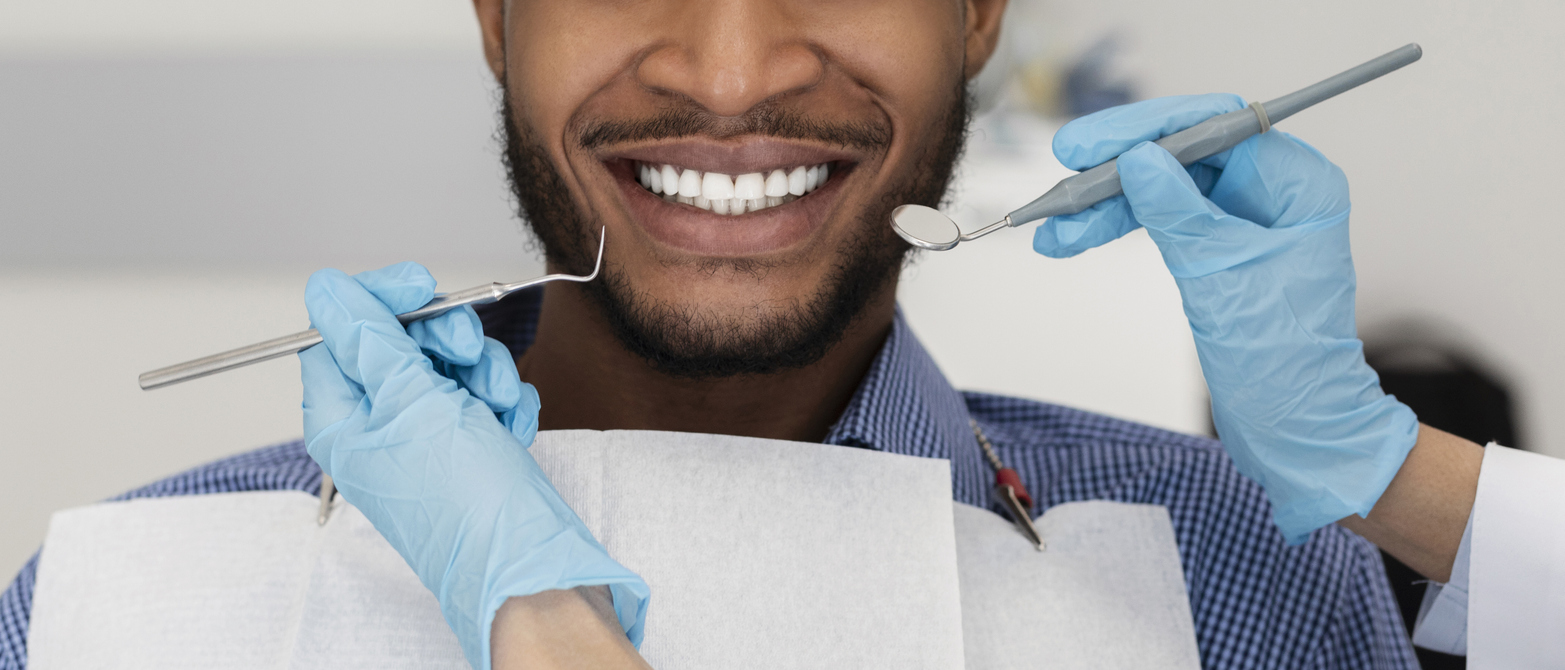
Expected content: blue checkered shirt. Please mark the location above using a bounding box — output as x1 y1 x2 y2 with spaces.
1 288 1416 668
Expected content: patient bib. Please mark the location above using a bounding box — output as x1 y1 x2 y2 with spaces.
28 430 1198 669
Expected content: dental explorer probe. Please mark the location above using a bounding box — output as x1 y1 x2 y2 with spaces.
891 43 1423 251
138 229 606 391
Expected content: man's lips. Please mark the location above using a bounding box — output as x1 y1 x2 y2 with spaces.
631 158 831 214
598 137 863 257
609 157 849 257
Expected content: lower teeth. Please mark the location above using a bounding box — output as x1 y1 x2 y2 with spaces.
661 191 798 213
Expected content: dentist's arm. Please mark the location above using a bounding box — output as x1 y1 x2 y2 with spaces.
1336 424 1481 582
1037 96 1565 662
1032 93 1474 575
300 263 651 670
493 587 654 670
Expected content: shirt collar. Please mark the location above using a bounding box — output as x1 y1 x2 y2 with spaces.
821 309 990 500
477 290 990 496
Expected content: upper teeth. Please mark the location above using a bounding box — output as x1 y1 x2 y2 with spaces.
636 161 831 215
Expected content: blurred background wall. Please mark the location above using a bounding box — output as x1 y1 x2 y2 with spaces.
3 0 1562 579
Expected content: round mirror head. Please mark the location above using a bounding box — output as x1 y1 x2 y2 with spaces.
890 204 961 251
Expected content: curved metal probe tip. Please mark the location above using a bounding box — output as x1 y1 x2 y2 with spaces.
516 226 606 288
584 226 606 280
890 205 1009 251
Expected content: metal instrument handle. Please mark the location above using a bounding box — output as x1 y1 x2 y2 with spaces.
136 284 507 390
1003 43 1422 226
138 229 606 391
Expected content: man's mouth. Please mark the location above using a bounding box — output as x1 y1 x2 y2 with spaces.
632 161 832 216
601 139 860 257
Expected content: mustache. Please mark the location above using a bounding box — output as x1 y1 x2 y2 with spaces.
575 101 891 153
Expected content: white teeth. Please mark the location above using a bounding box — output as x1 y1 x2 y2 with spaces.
660 164 680 195
787 166 807 196
702 171 735 200
677 169 703 198
764 169 789 197
636 161 831 216
734 173 765 200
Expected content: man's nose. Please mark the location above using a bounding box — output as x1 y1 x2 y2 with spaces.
636 1 823 118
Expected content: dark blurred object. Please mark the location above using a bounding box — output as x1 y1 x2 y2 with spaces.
1370 343 1522 451
1062 35 1137 118
1365 338 1522 670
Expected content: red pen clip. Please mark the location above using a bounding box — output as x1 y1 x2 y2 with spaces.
972 420 1044 551
995 467 1033 510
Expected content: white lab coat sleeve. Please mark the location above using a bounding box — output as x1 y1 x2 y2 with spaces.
1410 506 1471 654
1461 443 1565 669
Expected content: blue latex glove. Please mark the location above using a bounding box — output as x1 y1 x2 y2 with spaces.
1035 94 1419 543
299 262 650 669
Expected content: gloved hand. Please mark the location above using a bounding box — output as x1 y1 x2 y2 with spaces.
299 262 649 669
1034 94 1419 544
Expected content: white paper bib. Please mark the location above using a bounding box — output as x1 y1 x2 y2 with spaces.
28 430 1198 669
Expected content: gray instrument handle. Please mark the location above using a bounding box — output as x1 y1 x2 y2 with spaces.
136 283 507 390
1006 43 1422 225
139 230 604 392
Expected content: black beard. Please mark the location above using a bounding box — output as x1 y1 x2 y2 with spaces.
498 85 970 380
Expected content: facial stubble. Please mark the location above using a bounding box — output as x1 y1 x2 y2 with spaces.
499 82 970 380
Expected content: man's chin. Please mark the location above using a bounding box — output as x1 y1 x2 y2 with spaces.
585 231 900 380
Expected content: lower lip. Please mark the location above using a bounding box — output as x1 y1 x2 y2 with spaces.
612 161 844 257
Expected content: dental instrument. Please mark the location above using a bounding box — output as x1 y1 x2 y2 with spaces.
138 229 606 390
891 43 1422 251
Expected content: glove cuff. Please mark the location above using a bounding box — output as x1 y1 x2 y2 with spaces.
1220 397 1420 544
463 538 650 670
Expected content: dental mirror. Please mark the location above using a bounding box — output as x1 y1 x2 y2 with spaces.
891 205 963 251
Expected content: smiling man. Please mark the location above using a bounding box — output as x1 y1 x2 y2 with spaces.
1 1 1421 669
489 0 970 442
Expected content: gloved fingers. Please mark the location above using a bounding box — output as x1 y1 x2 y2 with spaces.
498 385 542 447
1116 141 1289 278
1052 93 1246 170
451 338 526 414
1116 141 1227 232
1204 131 1351 230
351 262 438 314
305 268 452 404
353 262 484 367
1030 153 1233 259
482 338 541 446
426 337 538 445
298 342 364 467
1032 196 1141 258
405 305 485 368
1186 162 1223 197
